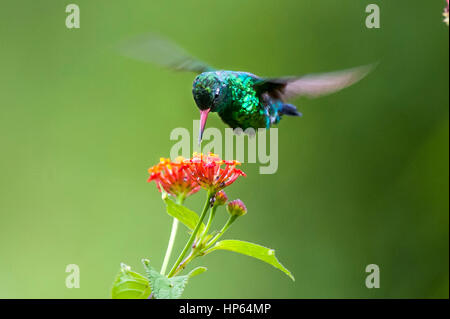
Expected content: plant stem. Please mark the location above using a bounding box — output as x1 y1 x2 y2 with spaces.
204 215 237 251
171 251 197 277
160 195 185 275
198 205 217 245
167 191 213 277
170 205 218 276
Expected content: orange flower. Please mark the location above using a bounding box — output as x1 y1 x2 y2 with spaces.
148 157 200 198
183 153 246 193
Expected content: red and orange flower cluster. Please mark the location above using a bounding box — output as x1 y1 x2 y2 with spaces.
147 153 246 197
147 157 200 198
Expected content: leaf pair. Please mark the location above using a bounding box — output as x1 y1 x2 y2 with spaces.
164 196 294 281
111 263 151 299
111 262 207 299
143 259 206 299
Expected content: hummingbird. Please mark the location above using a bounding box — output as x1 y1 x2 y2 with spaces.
120 34 374 143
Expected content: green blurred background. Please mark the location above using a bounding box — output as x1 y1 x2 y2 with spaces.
0 0 448 298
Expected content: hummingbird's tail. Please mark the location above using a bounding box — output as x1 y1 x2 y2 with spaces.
279 103 302 117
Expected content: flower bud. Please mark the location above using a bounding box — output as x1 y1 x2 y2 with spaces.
213 191 228 207
226 199 247 217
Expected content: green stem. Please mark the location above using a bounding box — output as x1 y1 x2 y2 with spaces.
160 194 185 275
171 205 218 276
198 205 217 245
203 215 237 251
167 191 213 277
171 251 197 277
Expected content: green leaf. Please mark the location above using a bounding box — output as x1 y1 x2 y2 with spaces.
111 263 151 299
163 194 205 235
142 259 206 299
187 266 207 278
205 240 295 281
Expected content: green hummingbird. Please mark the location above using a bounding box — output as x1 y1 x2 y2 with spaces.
120 34 373 143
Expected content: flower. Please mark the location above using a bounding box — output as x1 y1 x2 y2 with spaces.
147 157 200 198
212 191 228 207
183 153 246 193
444 0 449 26
227 199 247 217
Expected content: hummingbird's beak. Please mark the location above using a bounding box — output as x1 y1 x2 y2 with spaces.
198 108 210 144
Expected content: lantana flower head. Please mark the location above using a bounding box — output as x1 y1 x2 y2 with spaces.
147 157 200 198
227 199 247 217
183 152 246 193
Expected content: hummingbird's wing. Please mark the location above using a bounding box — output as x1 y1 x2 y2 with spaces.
254 64 375 101
118 33 215 74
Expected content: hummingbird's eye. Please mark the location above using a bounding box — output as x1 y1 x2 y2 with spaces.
214 88 220 100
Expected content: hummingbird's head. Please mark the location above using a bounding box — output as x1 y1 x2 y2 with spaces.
192 72 226 143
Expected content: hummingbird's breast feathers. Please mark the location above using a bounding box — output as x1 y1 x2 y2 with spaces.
217 71 268 129
226 73 260 112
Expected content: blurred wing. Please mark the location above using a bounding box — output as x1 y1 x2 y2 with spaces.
256 64 375 101
118 33 215 74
